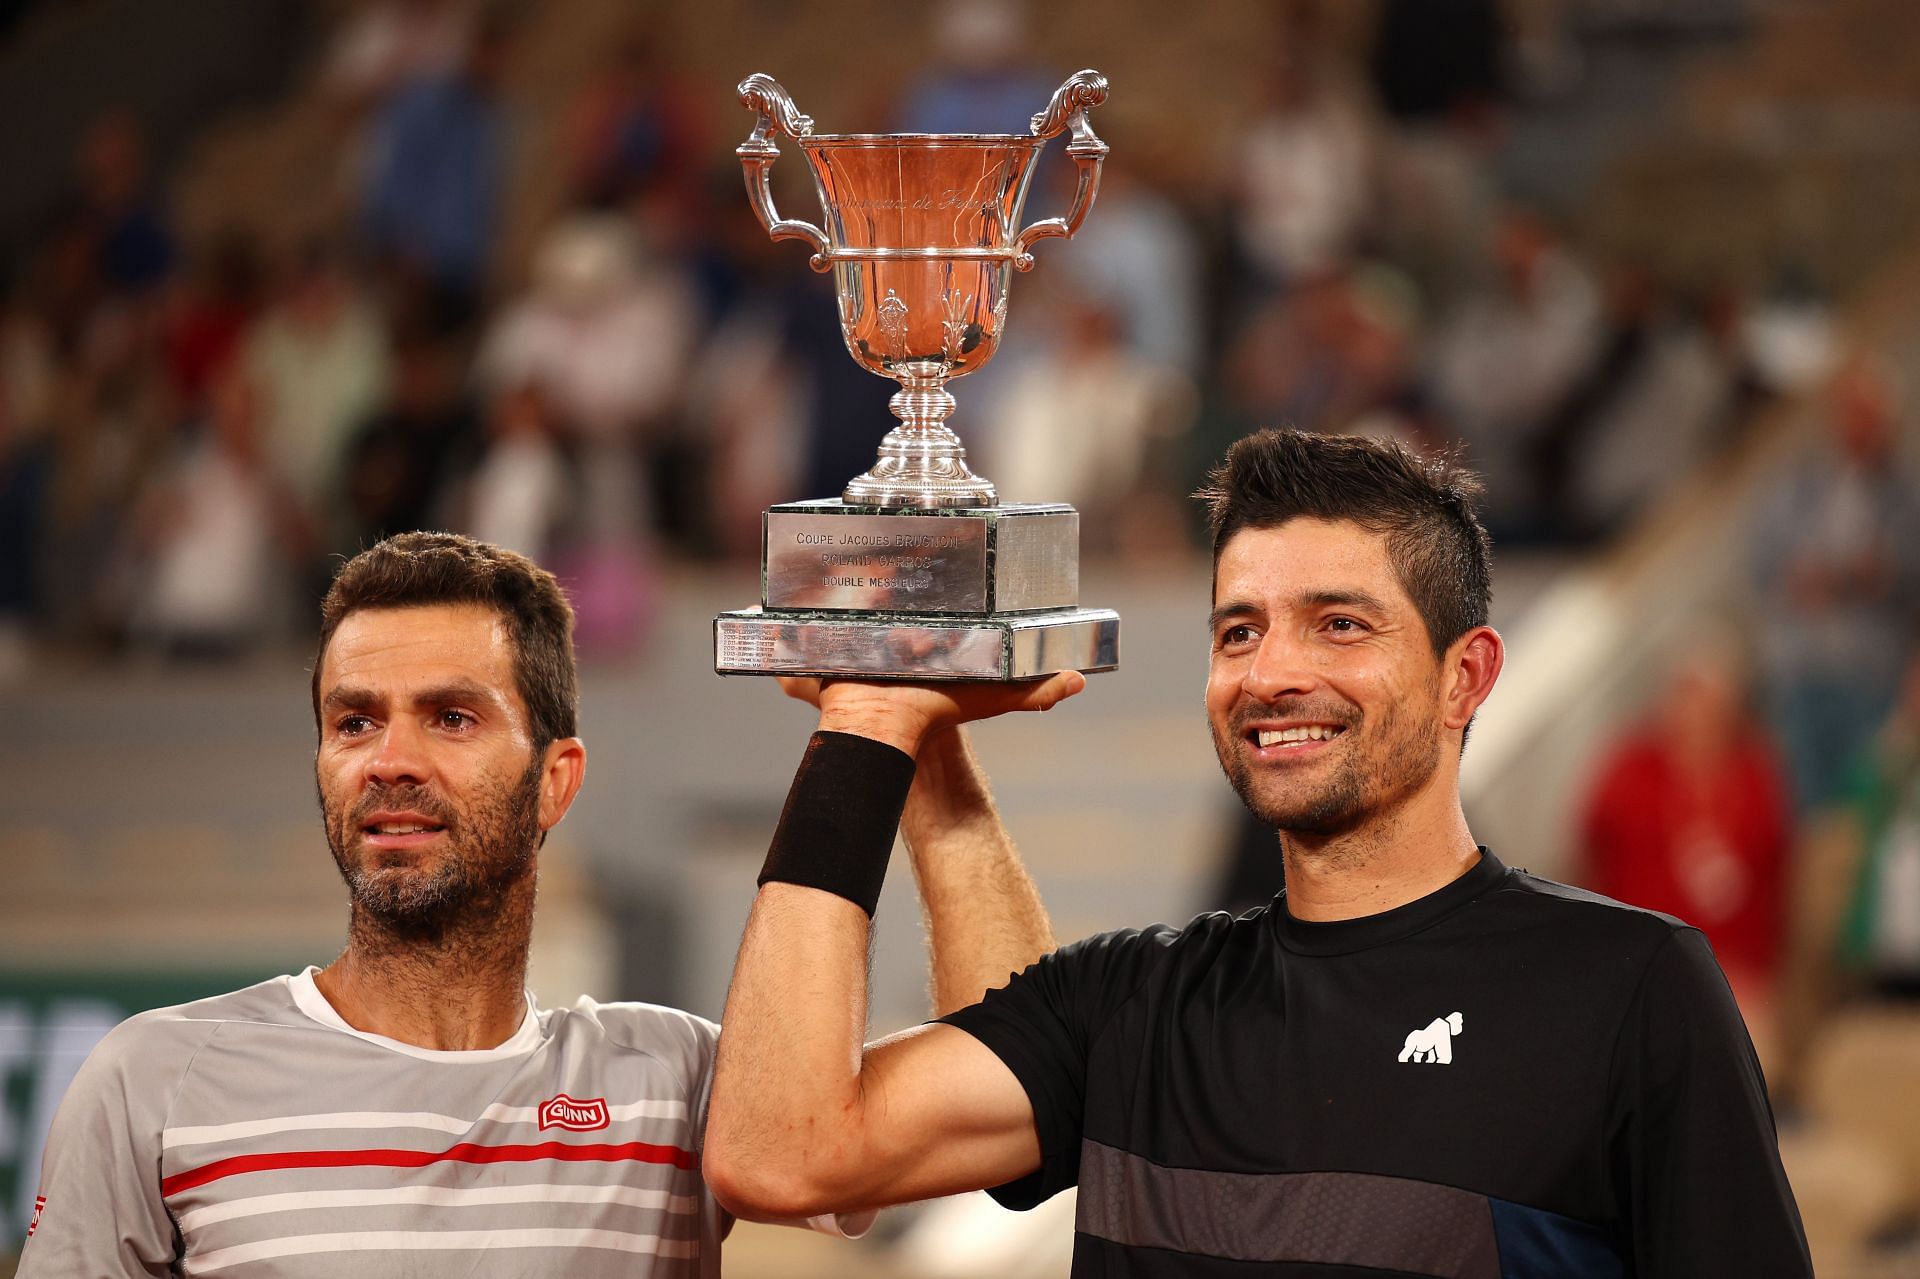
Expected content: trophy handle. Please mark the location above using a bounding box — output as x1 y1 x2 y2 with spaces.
1014 69 1109 271
737 73 831 271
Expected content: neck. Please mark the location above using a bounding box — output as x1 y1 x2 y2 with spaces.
315 872 536 1051
1279 788 1481 923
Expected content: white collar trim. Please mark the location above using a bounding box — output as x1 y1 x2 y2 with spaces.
290 966 545 1062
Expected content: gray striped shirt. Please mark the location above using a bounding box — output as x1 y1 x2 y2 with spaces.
21 970 747 1276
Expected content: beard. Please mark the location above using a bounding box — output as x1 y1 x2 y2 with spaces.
321 756 544 936
1212 692 1443 837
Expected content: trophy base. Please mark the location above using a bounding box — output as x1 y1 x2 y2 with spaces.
764 499 1076 614
714 606 1119 680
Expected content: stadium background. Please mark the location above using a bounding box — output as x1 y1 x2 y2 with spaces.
2 0 1919 1273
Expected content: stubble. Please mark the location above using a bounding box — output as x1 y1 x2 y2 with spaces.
320 755 544 944
1213 690 1443 839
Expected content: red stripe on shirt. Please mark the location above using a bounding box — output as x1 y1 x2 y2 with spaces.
160 1140 699 1197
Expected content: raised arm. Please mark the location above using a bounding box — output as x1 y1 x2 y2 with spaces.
704 676 1079 1221
904 726 1056 1016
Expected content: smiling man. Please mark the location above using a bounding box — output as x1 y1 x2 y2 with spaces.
20 532 926 1276
707 429 1811 1277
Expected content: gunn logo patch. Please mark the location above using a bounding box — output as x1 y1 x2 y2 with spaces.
538 1094 611 1131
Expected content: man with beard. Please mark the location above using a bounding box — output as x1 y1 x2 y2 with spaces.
705 430 1811 1276
22 531 1040 1276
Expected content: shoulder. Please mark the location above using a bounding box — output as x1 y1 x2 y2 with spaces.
92 976 300 1063
1024 912 1256 1011
1046 918 1196 981
1055 918 1191 960
59 977 297 1118
1497 868 1687 926
1488 868 1705 963
546 997 720 1077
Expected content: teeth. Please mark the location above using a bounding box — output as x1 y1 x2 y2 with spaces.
1257 726 1340 747
372 824 438 835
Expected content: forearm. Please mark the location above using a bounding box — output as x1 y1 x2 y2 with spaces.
903 728 1055 1016
708 882 874 1216
707 729 914 1218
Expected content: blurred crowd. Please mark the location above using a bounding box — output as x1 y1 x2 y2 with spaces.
0 0 1883 664
2 0 1918 1011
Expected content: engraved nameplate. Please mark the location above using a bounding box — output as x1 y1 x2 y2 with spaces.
765 511 991 612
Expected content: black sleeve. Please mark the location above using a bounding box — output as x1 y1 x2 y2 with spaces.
939 925 1174 1211
1609 927 1812 1277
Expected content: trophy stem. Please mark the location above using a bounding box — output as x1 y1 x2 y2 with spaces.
841 368 997 509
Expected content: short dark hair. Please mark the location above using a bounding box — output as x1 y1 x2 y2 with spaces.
312 533 579 749
1196 430 1493 655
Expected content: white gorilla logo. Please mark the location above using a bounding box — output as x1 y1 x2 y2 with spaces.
1398 1011 1465 1064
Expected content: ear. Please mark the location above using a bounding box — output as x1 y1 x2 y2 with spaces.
537 737 588 833
1440 626 1503 732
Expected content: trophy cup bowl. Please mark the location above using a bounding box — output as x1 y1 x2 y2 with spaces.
821 137 1026 505
714 70 1121 680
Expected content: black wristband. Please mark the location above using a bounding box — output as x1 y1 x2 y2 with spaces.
758 730 917 917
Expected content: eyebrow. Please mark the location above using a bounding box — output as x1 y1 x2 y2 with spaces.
1299 588 1393 615
1207 588 1395 634
1207 600 1261 634
321 680 507 715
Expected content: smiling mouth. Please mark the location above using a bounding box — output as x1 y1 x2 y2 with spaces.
1251 725 1347 748
364 822 447 836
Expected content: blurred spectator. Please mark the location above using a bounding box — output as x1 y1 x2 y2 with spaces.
359 14 509 318
1363 0 1514 322
559 30 705 210
32 223 108 357
41 297 175 647
1535 265 1746 541
1742 265 1839 398
1752 355 1920 813
160 231 262 410
1214 267 1413 440
336 330 475 551
681 208 810 559
479 215 694 444
770 265 889 508
1698 283 1776 449
242 244 389 517
1426 207 1601 539
324 0 470 109
1053 160 1204 379
1229 24 1375 291
1834 646 1920 997
129 365 306 657
897 0 1056 135
1373 104 1501 305
0 282 57 673
461 379 573 562
478 214 697 542
983 292 1194 554
71 111 176 297
1579 638 1793 1013
1369 0 1504 124
461 379 657 656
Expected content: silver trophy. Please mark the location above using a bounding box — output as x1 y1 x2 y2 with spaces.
713 70 1121 680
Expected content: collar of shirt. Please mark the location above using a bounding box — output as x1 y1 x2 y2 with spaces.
1271 848 1509 957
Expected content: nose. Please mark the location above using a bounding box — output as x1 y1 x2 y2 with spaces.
364 717 432 787
1242 630 1319 704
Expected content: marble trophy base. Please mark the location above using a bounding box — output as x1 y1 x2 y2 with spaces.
713 499 1121 680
